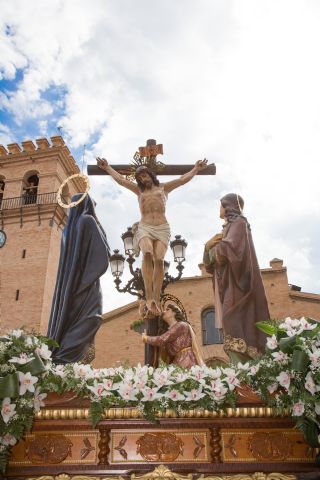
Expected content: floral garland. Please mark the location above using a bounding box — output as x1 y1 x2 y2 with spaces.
240 317 320 457
0 329 52 472
0 329 239 472
1 317 320 472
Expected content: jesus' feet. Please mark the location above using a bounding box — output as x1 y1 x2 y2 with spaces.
146 299 161 317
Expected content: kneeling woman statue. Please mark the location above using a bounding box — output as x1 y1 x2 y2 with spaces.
142 304 204 368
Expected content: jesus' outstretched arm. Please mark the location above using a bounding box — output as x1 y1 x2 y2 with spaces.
97 157 139 195
163 158 208 193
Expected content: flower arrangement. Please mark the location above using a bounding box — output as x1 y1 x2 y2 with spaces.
0 329 239 473
1 317 320 472
240 317 320 458
46 361 239 425
0 329 54 472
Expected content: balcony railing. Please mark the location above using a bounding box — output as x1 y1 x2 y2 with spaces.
0 192 58 210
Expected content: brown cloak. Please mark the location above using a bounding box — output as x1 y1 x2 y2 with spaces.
213 215 269 358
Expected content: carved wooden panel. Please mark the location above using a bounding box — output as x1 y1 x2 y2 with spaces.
9 431 98 466
110 429 209 463
221 428 316 463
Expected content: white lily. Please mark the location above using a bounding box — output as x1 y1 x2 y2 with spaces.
18 371 38 395
1 398 16 424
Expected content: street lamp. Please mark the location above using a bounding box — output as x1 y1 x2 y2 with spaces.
110 230 187 299
170 235 187 264
121 226 135 257
110 249 125 278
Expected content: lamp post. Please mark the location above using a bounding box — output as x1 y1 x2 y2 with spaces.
109 229 188 366
109 229 187 300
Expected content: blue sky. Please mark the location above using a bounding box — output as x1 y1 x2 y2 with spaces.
1 0 320 311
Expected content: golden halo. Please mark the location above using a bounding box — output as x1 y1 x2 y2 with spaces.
57 173 90 209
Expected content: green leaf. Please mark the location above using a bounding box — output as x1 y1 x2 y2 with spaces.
278 335 297 353
296 416 320 448
291 348 309 372
0 450 10 474
255 321 278 335
89 401 104 428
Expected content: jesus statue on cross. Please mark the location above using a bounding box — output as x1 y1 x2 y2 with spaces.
97 144 207 316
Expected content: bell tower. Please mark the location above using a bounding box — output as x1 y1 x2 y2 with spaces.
0 136 81 334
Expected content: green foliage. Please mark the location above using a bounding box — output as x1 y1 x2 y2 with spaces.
89 401 104 428
296 417 320 448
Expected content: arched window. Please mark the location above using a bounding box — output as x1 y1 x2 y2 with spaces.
201 308 223 345
0 177 5 208
23 173 39 205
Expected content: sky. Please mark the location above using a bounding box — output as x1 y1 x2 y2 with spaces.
1 0 320 312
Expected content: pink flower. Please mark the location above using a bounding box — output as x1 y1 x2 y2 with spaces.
0 433 17 446
36 343 52 360
140 387 162 402
212 388 228 401
308 347 320 366
266 335 278 350
271 351 289 362
166 390 185 401
276 371 291 390
9 352 35 365
54 365 66 377
33 387 47 411
248 365 260 376
223 368 240 391
292 400 305 416
87 382 109 398
267 382 278 394
210 378 225 392
153 369 173 387
118 383 138 401
305 372 317 394
134 377 148 390
1 398 16 424
184 388 205 401
103 379 114 390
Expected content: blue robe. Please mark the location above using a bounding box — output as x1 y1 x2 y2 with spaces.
47 194 110 364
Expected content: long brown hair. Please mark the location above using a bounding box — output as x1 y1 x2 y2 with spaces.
135 166 160 192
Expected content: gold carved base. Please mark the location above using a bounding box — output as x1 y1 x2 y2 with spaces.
26 465 297 480
6 398 318 478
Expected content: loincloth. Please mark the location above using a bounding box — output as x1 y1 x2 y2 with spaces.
132 222 171 256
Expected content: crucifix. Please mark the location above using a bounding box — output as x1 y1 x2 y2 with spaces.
88 139 216 365
87 139 216 177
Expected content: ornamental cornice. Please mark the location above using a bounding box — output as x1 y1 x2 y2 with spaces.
35 406 289 421
25 465 297 480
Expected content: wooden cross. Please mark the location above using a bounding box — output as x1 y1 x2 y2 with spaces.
88 139 215 367
87 139 216 177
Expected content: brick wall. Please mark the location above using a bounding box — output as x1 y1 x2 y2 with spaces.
0 137 79 334
94 258 320 367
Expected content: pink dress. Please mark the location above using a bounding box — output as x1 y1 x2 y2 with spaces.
146 322 198 368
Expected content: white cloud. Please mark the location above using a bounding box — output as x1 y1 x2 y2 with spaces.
1 0 320 310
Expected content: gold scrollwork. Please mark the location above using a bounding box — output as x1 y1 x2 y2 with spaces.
132 465 192 480
26 469 297 480
199 473 296 480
